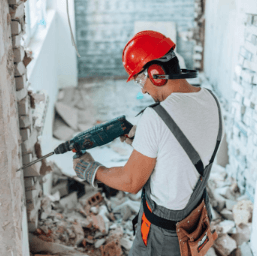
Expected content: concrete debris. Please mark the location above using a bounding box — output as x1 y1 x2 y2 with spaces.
218 220 235 234
60 191 78 209
55 102 78 130
225 199 238 211
51 179 69 198
53 115 75 141
231 223 252 247
90 206 99 215
46 191 61 202
213 233 237 256
205 247 217 256
120 237 133 250
220 208 234 220
29 233 85 255
112 198 140 215
94 238 106 248
232 200 254 226
28 161 254 256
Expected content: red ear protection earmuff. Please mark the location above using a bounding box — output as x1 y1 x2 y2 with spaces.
147 64 168 86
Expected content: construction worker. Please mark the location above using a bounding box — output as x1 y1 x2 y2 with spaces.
73 30 224 255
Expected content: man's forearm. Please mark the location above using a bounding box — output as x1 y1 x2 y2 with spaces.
95 166 133 193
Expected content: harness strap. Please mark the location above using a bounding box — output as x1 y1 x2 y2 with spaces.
132 188 206 235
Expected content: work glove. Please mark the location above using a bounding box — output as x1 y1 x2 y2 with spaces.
73 151 103 188
120 125 137 146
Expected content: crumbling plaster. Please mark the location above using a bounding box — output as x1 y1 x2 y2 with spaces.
0 1 29 255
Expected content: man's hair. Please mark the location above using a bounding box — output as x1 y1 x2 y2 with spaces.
143 49 181 75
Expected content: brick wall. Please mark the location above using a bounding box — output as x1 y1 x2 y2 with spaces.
226 14 257 202
75 0 196 78
0 0 53 254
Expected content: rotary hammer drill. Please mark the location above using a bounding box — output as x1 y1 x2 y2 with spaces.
17 115 134 171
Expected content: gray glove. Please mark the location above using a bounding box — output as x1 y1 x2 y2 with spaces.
73 152 103 188
120 125 137 146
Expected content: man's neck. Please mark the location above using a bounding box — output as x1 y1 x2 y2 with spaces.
160 80 197 101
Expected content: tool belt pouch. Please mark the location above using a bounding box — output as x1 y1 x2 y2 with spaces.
176 199 218 256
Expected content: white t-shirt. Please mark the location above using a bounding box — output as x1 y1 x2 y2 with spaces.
132 87 225 210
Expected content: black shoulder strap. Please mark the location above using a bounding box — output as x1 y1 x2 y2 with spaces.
149 89 223 177
135 102 160 117
151 104 205 177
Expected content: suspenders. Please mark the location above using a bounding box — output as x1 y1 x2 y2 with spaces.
132 88 223 235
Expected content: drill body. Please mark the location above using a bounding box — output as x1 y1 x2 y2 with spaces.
54 115 133 158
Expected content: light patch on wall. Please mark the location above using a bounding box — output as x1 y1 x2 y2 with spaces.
0 19 5 63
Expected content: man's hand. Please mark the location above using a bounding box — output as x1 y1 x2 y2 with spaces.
120 125 137 146
73 152 103 188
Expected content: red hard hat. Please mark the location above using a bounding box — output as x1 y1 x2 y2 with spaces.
122 30 176 82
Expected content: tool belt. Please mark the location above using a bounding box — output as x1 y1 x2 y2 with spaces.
132 189 218 256
175 198 218 256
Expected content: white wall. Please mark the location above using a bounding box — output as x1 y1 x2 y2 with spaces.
204 0 257 254
56 0 78 88
26 0 78 195
204 0 244 100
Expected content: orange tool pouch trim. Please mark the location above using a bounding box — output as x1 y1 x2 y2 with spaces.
141 201 152 246
176 199 218 256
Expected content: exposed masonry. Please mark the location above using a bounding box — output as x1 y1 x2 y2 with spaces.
9 0 52 234
219 13 257 203
192 0 205 70
75 0 197 78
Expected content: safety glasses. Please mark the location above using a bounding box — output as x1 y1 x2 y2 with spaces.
134 69 148 88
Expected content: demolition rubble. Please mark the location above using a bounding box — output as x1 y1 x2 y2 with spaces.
28 161 254 256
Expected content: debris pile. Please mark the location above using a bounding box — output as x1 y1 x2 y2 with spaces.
29 162 141 256
29 161 255 256
206 164 254 256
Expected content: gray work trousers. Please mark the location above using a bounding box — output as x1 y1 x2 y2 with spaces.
128 200 181 256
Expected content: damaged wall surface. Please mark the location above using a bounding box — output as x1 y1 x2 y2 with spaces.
0 0 29 255
204 0 257 254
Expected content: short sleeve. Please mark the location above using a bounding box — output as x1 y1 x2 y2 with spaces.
132 107 159 158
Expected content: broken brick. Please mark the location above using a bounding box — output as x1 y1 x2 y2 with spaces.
19 114 32 128
91 214 106 233
29 92 45 109
23 49 33 68
21 129 38 154
103 239 122 256
24 177 34 187
71 222 84 245
24 160 42 177
34 142 52 175
20 127 30 141
79 191 103 207
18 96 29 115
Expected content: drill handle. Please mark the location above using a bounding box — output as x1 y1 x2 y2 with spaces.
122 118 135 140
72 143 87 159
73 149 87 159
